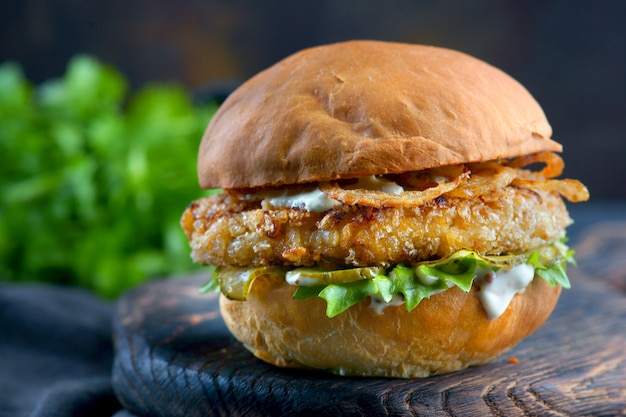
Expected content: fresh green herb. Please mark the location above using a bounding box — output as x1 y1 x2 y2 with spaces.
0 56 219 298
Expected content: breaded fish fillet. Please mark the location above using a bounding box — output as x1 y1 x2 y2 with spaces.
182 185 571 268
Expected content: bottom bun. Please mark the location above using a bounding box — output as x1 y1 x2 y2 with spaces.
220 275 561 378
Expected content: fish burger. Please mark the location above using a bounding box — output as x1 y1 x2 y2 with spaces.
181 40 589 378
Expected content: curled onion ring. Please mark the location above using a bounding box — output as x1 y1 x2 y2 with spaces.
504 151 564 178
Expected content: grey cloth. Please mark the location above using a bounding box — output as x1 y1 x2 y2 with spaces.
0 283 123 417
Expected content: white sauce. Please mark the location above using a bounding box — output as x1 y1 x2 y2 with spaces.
369 293 405 314
285 269 324 286
248 175 404 212
478 263 535 320
346 175 404 195
262 187 342 212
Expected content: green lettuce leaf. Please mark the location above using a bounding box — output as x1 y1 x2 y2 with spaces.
415 250 496 292
389 264 446 311
207 241 576 318
199 266 219 294
319 280 380 317
293 262 462 318
292 242 575 317
294 264 451 318
527 252 571 289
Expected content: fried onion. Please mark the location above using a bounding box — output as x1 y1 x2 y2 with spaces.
512 178 590 202
443 163 518 199
504 151 564 179
396 165 467 191
286 152 586 209
319 171 469 208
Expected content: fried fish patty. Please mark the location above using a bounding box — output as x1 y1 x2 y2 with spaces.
181 185 572 268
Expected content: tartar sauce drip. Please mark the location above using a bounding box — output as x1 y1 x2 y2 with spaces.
477 263 534 320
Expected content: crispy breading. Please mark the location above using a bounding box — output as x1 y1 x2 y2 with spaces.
181 185 572 268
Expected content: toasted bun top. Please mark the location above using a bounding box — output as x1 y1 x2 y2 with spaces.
198 40 560 189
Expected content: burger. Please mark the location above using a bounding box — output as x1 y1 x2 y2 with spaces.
181 40 589 378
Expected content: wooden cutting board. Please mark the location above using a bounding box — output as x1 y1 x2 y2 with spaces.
111 224 626 416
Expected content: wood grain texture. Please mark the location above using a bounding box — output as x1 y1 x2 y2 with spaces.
112 225 626 417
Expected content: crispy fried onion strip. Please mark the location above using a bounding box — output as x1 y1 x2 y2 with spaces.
319 171 469 208
443 163 518 199
504 152 589 202
504 151 564 178
512 178 589 202
318 152 588 207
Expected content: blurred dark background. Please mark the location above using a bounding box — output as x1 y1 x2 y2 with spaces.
1 0 625 199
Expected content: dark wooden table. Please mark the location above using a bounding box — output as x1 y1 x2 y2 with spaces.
112 209 626 416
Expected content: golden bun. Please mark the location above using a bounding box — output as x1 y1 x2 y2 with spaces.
198 40 560 189
220 275 561 378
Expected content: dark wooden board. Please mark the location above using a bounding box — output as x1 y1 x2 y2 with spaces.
111 263 626 417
